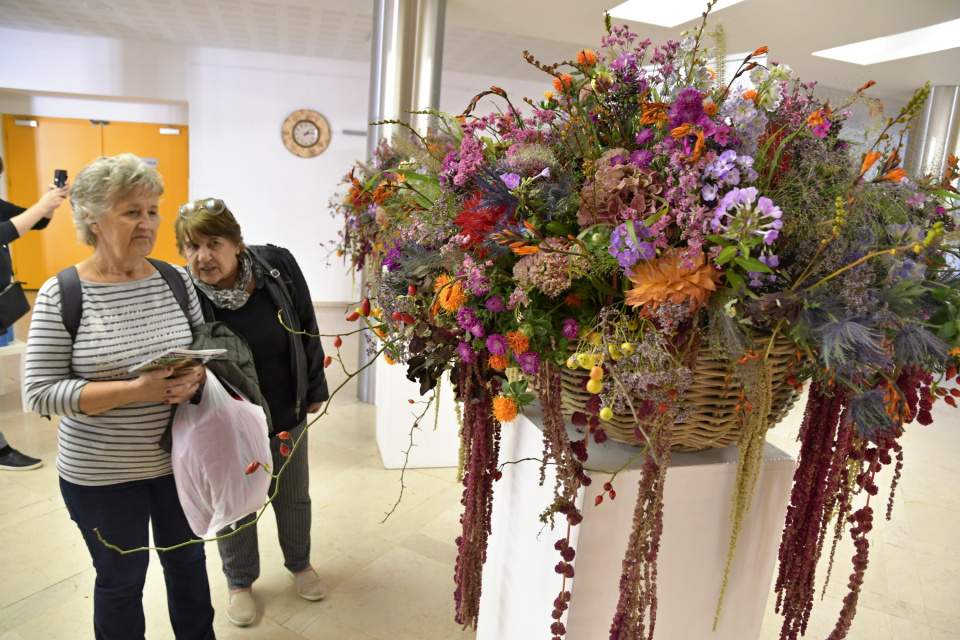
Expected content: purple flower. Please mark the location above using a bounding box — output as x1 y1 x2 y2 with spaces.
457 307 478 332
458 342 475 363
630 149 653 168
500 172 522 189
562 319 579 340
516 351 541 375
635 129 654 146
486 334 508 355
485 295 506 312
668 87 706 129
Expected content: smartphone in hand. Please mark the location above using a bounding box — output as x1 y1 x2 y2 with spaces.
54 169 67 188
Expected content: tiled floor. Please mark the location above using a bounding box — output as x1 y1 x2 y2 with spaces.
0 304 957 639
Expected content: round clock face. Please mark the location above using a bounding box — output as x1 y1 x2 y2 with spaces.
281 110 330 158
293 120 320 147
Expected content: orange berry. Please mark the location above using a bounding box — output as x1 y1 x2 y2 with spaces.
280 444 291 456
245 461 260 475
277 431 291 440
333 336 343 348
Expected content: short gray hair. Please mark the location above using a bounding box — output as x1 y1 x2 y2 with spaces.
70 154 164 246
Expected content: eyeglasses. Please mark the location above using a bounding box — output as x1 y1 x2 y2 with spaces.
178 198 226 219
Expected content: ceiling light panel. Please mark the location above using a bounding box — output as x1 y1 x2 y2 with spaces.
813 18 960 65
608 0 746 28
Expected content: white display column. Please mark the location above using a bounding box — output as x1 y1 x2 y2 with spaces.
477 406 795 640
374 356 461 469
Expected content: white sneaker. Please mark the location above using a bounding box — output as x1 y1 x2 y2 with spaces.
226 589 256 626
295 568 327 601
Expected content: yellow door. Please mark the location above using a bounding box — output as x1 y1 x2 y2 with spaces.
3 115 102 289
2 115 190 287
101 121 189 267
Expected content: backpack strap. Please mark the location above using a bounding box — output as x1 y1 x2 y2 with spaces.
56 266 83 341
147 259 191 320
56 260 192 341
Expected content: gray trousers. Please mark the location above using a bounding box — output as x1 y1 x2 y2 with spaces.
217 420 311 590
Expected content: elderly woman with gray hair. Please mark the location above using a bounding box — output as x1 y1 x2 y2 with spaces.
24 154 216 640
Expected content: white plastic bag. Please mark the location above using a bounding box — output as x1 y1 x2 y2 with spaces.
171 370 272 538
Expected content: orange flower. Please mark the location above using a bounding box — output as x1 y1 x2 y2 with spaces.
507 331 529 354
706 67 716 81
433 274 467 313
879 168 906 182
703 102 718 117
553 74 574 93
543 90 555 100
859 150 882 177
513 245 541 256
741 89 758 103
750 46 768 58
640 102 669 126
488 354 510 371
492 396 519 423
625 250 721 310
670 123 692 139
383 354 396 366
856 80 876 94
806 110 827 127
576 49 598 67
565 293 584 307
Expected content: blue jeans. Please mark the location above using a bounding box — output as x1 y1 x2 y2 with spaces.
60 475 216 640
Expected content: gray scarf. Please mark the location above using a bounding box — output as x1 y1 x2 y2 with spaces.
191 251 254 310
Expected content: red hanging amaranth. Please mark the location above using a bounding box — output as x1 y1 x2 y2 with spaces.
452 357 501 628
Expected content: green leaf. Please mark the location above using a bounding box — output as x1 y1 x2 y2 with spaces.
941 322 959 340
545 221 574 237
625 220 641 250
705 234 731 248
931 287 952 302
734 256 773 273
590 276 622 298
717 246 738 264
725 271 746 291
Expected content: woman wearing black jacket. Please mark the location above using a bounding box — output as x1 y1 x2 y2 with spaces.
0 155 69 470
174 198 329 627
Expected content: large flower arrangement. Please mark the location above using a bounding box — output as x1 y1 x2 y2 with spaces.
333 10 960 640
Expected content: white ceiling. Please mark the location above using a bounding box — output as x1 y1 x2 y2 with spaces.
1 0 958 102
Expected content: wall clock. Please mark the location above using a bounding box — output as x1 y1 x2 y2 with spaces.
281 109 330 158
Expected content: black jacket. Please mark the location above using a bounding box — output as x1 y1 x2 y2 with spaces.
1 198 51 284
196 244 328 425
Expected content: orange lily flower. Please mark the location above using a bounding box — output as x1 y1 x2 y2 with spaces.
513 246 541 256
879 168 906 182
640 102 669 126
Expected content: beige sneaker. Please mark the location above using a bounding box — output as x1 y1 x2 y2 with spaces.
295 568 327 601
226 589 256 626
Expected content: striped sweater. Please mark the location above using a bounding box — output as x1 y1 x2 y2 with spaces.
25 267 203 486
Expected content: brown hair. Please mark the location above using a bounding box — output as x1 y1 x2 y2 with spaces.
175 200 246 255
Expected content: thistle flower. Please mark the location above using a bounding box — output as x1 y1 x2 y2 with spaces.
507 331 530 354
488 354 510 371
492 396 519 422
562 319 579 340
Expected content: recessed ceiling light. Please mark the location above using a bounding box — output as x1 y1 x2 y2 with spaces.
813 18 960 65
608 0 746 28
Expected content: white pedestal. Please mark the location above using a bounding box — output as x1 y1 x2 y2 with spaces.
477 406 795 640
0 339 29 413
374 357 461 469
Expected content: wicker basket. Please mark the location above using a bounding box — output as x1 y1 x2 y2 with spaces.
559 335 803 452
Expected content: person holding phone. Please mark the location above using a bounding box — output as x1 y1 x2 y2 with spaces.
0 156 69 471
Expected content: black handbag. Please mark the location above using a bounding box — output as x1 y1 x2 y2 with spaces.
0 280 29 332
